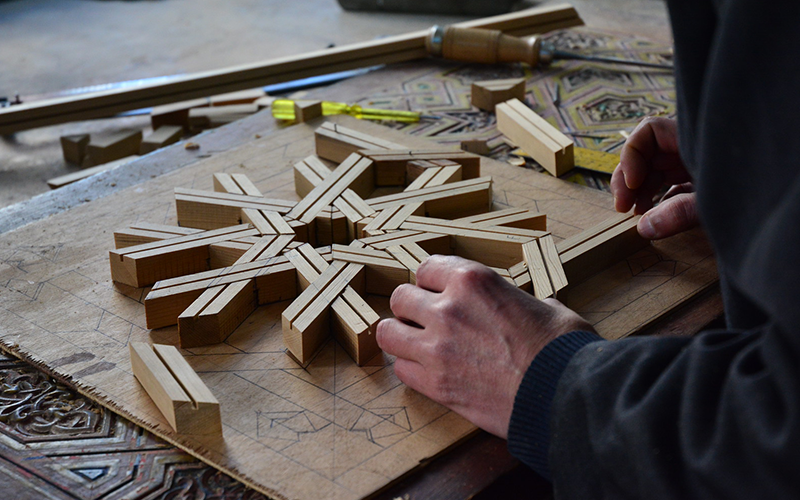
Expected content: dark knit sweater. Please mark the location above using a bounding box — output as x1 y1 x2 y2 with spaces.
507 1 800 497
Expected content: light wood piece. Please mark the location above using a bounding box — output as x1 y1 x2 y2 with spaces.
495 98 574 176
129 342 221 435
60 134 90 165
315 122 406 163
294 100 323 122
559 213 650 285
83 130 143 167
471 78 525 111
460 138 490 155
47 155 139 189
140 125 183 155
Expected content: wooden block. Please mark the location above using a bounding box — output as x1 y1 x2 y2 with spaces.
188 104 259 129
293 156 331 197
560 215 649 285
460 138 490 156
333 287 381 365
145 255 300 329
151 98 209 131
83 130 143 167
399 215 541 268
60 134 90 165
210 88 266 106
496 98 573 176
315 122 406 163
47 155 139 190
287 244 379 365
129 342 221 435
359 149 480 184
471 78 525 111
369 177 493 219
178 280 257 348
174 187 294 229
294 100 323 122
109 224 259 287
140 125 183 155
282 261 365 365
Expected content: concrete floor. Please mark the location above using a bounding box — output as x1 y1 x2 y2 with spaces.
0 0 670 209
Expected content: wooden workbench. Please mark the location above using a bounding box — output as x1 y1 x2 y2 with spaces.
0 25 721 500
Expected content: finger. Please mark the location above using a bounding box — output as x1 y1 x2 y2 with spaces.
415 254 466 293
392 357 429 395
389 283 438 326
619 117 680 190
376 317 428 362
637 193 699 240
660 182 694 202
611 165 635 212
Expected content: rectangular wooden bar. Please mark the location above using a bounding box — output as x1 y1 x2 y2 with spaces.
129 342 222 435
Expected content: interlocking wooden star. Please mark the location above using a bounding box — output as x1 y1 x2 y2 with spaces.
110 122 580 367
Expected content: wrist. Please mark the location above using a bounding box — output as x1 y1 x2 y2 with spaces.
507 330 604 480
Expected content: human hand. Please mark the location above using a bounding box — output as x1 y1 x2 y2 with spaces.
376 255 595 439
611 117 700 239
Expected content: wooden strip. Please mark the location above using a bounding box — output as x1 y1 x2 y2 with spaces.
405 165 441 191
523 240 553 299
539 234 568 292
288 154 373 223
234 235 277 264
382 202 424 231
241 208 277 235
47 155 139 189
556 211 634 254
213 173 243 194
560 215 649 285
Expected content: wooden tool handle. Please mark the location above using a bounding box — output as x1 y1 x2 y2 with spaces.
427 26 543 66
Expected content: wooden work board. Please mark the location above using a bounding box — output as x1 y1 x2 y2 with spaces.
0 111 716 500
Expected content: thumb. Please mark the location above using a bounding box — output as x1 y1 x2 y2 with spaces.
637 192 699 240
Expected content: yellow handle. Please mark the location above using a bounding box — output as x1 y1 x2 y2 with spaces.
271 99 420 123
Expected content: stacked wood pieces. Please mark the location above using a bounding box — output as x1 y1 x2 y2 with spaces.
496 98 574 176
0 4 583 134
129 342 221 435
471 78 526 111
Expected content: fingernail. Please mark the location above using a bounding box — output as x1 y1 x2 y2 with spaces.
639 214 657 239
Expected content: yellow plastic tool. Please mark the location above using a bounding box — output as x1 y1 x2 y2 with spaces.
271 98 421 123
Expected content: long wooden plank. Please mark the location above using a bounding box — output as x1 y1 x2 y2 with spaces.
0 5 582 134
